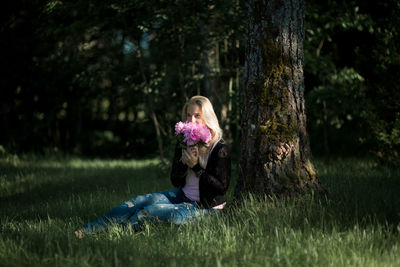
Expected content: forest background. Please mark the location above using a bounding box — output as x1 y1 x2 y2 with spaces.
1 0 400 165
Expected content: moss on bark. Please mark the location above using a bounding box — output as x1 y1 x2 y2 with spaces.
254 118 297 144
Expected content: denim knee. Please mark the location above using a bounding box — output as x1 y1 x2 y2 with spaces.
130 193 169 206
144 203 199 225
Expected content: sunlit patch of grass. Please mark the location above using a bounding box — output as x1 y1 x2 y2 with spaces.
1 155 161 169
41 158 161 169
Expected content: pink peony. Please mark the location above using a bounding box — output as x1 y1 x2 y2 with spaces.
175 121 185 134
174 121 212 147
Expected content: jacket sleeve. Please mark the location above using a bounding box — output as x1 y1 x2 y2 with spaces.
194 143 231 194
170 142 188 188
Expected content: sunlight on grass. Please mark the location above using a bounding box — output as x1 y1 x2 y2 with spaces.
52 158 160 169
1 157 161 169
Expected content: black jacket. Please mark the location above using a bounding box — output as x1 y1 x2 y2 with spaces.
170 141 231 209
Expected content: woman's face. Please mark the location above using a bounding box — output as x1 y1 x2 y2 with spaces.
186 104 205 125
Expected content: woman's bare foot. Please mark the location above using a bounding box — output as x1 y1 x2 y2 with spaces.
74 229 85 238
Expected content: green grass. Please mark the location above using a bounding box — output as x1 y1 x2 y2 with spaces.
1 156 400 266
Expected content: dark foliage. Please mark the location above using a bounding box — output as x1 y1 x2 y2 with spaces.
1 0 399 163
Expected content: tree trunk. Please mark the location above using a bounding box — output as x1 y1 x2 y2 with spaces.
235 0 325 197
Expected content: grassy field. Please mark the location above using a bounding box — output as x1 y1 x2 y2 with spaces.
1 155 400 266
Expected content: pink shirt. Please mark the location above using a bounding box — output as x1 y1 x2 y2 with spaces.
182 170 200 202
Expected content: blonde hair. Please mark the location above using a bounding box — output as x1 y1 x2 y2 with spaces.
181 95 223 168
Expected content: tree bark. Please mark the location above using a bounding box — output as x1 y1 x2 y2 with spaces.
235 0 325 197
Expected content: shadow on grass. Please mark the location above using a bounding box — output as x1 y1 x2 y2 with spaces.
225 157 400 233
0 160 171 222
308 157 400 229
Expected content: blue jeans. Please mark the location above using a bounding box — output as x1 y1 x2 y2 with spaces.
82 188 215 234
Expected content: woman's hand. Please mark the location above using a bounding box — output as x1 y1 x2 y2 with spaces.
181 146 199 168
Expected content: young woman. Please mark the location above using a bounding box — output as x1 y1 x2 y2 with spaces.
75 96 231 237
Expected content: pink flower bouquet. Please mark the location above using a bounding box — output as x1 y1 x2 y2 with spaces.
174 121 212 148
